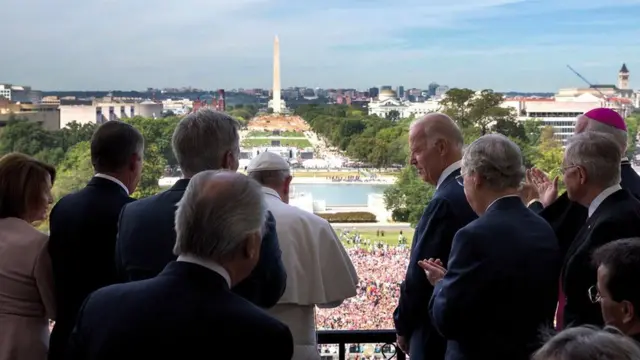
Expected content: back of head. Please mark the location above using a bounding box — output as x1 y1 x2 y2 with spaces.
91 121 144 173
410 112 464 151
246 151 291 188
0 152 56 220
580 108 628 153
533 325 640 360
173 170 266 263
565 132 621 188
462 133 524 190
172 109 240 177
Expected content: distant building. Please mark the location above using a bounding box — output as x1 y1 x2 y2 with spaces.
191 90 226 113
397 86 405 98
367 89 440 119
59 98 163 129
0 97 59 130
0 84 42 103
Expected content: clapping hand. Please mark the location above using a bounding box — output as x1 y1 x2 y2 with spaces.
528 168 559 207
418 258 447 286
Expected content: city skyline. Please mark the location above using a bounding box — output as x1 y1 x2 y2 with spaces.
3 0 640 91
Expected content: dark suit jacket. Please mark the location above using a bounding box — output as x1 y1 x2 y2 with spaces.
430 196 560 360
531 161 640 257
561 189 640 328
393 169 477 360
116 178 286 308
66 261 294 360
48 177 136 360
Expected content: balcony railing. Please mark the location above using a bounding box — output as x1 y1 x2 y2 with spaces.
317 330 406 360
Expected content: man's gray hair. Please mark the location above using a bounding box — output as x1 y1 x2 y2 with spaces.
248 169 291 187
585 118 628 153
565 132 622 188
410 113 464 150
172 109 240 176
533 325 640 360
173 170 267 261
461 134 524 190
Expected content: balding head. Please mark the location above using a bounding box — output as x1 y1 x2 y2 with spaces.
575 111 628 154
409 113 464 186
174 170 266 273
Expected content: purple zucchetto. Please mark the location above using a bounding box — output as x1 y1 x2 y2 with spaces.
583 108 627 132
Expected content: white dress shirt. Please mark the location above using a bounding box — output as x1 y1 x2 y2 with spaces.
437 160 462 189
588 184 622 218
176 254 231 288
94 173 129 195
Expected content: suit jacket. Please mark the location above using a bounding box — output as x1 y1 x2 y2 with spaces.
66 261 294 360
0 217 55 360
48 177 135 360
393 169 477 360
531 161 640 258
561 189 640 328
116 178 287 308
430 196 560 360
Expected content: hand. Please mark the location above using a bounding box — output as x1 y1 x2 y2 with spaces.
529 168 559 208
418 258 447 286
519 169 540 204
397 334 409 355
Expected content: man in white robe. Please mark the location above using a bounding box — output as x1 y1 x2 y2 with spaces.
247 152 359 360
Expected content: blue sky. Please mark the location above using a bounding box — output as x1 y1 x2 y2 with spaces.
3 0 640 91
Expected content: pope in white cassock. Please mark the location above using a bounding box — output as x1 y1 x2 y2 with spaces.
247 151 359 360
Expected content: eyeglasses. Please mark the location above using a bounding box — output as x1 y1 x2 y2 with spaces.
588 285 602 303
455 174 464 186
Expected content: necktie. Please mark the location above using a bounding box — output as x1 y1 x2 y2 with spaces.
555 280 565 330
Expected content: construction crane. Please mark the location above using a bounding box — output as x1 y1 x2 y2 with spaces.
566 64 610 100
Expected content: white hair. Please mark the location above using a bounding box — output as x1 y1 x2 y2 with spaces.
173 170 266 261
172 109 240 176
533 326 640 360
410 113 464 151
462 134 525 190
585 118 628 153
565 132 621 188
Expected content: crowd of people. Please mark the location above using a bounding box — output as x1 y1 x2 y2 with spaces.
316 246 408 330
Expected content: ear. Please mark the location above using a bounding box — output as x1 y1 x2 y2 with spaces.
242 232 262 261
129 153 141 172
622 300 636 324
578 166 588 185
283 176 293 195
472 173 483 189
436 139 447 156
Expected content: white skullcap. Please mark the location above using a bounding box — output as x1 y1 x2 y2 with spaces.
246 151 290 173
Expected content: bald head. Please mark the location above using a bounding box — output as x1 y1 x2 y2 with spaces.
174 170 266 261
410 113 464 150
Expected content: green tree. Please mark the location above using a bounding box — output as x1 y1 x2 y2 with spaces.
383 166 434 226
625 114 640 159
52 141 94 199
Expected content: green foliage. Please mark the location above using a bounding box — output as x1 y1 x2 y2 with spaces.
626 114 640 159
241 138 312 148
383 166 435 227
53 141 94 200
317 212 377 223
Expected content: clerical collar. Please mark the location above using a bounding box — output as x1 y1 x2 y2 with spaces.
588 184 622 218
94 173 129 195
177 254 231 287
437 160 462 189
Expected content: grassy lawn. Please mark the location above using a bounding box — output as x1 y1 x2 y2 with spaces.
241 138 312 148
247 130 304 137
333 227 414 247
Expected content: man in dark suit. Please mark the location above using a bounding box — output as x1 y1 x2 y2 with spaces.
66 171 294 360
557 132 640 329
424 134 560 360
393 113 477 360
116 109 286 308
48 121 144 360
526 108 640 255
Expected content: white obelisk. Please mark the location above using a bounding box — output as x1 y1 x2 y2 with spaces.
272 35 282 114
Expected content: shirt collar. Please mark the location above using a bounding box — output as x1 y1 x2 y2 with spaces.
588 184 622 218
486 194 520 212
177 254 231 288
94 173 129 195
261 186 282 200
436 160 462 189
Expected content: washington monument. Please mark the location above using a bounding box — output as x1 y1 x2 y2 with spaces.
269 35 285 113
